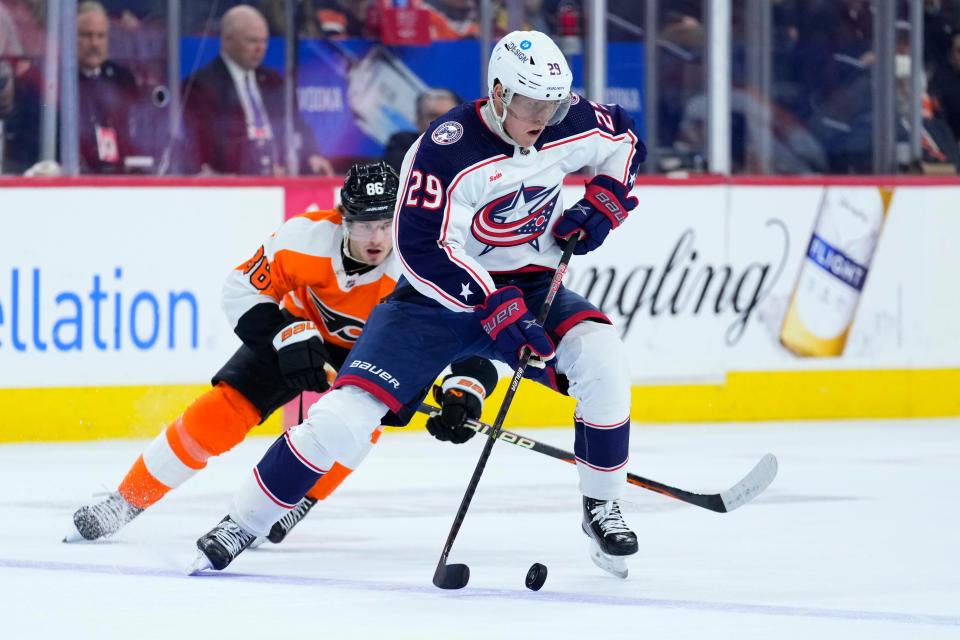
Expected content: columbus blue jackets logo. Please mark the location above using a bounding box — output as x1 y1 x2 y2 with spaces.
471 184 560 254
308 289 365 342
431 121 463 145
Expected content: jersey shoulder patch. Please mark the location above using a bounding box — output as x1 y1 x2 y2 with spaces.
417 101 510 178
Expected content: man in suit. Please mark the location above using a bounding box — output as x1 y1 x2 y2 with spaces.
178 5 333 176
76 1 140 174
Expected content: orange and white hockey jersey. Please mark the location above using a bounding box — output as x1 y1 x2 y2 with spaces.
223 209 401 351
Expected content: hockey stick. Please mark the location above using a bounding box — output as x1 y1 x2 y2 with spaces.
416 403 778 513
432 235 578 590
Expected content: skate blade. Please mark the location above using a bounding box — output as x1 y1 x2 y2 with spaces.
62 523 88 543
248 536 267 550
184 552 213 576
587 538 628 579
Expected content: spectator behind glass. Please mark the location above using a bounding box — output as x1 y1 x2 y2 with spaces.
314 0 369 37
261 0 318 38
261 0 370 38
0 1 43 176
176 5 333 176
0 3 17 172
924 0 959 72
382 88 461 172
493 0 548 38
929 32 960 145
75 1 142 174
424 0 479 40
792 0 875 173
0 1 20 116
0 0 44 58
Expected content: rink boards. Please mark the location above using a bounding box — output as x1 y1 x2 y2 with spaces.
0 177 957 441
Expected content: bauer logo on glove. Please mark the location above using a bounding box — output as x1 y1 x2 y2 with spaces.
272 320 333 392
480 301 522 337
477 286 555 368
275 321 319 345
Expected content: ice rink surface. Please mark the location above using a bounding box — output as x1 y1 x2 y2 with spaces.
1 417 958 639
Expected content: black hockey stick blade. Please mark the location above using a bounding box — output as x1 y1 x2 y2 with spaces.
433 562 470 590
416 403 778 513
427 237 579 590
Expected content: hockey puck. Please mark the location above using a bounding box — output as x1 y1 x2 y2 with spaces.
525 562 548 591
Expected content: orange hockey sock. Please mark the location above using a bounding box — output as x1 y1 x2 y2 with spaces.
119 382 262 510
304 426 382 501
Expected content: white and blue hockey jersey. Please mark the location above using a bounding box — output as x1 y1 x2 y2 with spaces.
394 96 645 312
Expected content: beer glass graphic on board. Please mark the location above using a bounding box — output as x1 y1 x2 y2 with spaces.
779 186 894 357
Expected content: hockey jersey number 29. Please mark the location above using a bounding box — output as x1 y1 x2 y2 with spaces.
395 97 645 313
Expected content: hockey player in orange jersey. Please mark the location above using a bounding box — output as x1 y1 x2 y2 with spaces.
66 162 498 544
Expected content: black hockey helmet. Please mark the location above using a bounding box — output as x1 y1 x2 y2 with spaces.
340 161 400 222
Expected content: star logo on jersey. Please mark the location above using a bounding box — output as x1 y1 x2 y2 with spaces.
308 289 365 343
459 282 473 301
471 183 560 255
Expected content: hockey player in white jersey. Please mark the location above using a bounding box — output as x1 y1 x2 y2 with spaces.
192 30 645 578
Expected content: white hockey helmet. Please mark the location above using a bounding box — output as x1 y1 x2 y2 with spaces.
487 30 573 127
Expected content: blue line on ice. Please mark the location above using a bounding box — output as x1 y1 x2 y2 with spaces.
1 557 957 628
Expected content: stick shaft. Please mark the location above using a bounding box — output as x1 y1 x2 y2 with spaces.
417 403 777 514
434 237 577 572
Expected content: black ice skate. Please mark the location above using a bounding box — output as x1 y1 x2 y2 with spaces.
64 492 143 542
248 496 319 549
268 496 318 543
188 516 257 573
581 497 637 579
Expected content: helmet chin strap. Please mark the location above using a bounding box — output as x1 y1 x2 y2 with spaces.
481 94 522 148
342 236 366 264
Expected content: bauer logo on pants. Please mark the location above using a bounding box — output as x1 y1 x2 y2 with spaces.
348 360 400 389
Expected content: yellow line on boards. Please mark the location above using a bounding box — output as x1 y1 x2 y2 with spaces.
1 368 957 443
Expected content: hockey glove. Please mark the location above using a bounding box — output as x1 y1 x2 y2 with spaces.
425 379 484 444
272 320 332 392
478 286 555 369
552 179 637 255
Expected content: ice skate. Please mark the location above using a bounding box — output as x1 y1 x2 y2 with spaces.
581 497 637 579
64 492 143 542
268 496 317 543
249 496 318 549
189 516 256 573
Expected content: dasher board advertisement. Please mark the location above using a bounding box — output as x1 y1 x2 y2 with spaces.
560 184 960 383
0 187 284 388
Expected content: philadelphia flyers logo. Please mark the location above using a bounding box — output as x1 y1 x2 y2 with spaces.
308 289 365 343
471 183 560 255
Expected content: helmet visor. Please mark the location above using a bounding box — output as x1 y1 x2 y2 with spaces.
506 93 563 123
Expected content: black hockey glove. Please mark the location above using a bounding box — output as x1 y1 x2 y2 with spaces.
272 320 332 392
425 382 483 445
